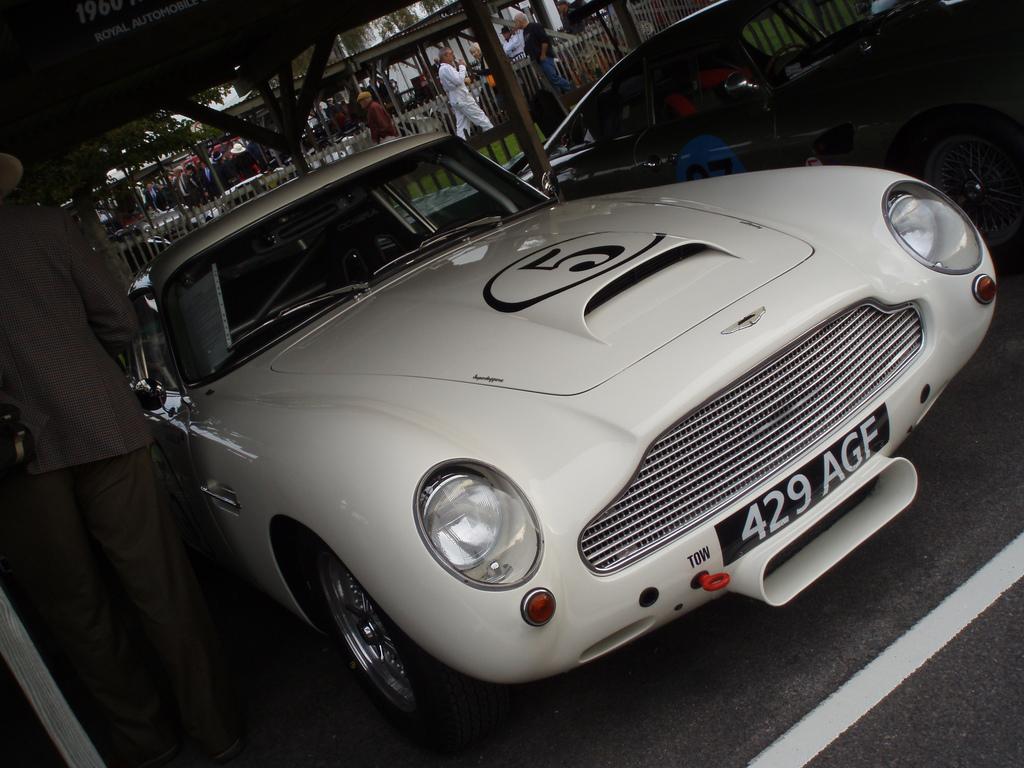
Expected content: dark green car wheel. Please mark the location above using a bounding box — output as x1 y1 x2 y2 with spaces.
921 117 1024 270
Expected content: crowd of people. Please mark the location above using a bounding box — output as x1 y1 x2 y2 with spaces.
133 87 405 228
143 139 273 214
125 11 592 237
113 6 588 245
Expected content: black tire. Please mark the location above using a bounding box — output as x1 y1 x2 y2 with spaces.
300 534 509 752
917 115 1024 271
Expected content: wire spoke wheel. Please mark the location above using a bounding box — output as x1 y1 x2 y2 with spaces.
299 532 510 751
926 133 1024 247
316 552 416 713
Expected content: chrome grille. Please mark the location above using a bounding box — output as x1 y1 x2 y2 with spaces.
580 303 923 573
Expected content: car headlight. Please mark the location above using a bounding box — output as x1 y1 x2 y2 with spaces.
884 181 983 274
417 462 541 588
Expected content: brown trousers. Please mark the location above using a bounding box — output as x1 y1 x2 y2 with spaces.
0 446 240 761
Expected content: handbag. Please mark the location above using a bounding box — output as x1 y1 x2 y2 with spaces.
0 404 35 478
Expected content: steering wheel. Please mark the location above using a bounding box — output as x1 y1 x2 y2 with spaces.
765 43 806 75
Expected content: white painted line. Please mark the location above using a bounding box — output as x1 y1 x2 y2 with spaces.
0 580 105 768
748 529 1024 768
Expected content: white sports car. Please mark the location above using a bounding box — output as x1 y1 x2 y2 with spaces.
127 134 995 751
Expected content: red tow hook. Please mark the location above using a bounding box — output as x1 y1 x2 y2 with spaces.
691 571 730 591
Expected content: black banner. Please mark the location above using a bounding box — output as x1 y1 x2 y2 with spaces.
4 0 212 71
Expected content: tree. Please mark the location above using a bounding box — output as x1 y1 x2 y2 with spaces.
418 0 453 14
10 89 229 287
338 1 453 56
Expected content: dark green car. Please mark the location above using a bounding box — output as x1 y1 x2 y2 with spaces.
543 0 1024 265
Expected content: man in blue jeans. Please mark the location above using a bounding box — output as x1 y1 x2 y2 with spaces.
515 13 573 94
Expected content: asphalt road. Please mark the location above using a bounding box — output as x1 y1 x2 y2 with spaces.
4 272 1022 768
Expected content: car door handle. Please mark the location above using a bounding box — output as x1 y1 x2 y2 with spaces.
201 481 240 509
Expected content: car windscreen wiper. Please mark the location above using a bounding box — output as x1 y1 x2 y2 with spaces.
418 215 504 251
228 283 368 350
275 282 369 317
375 203 549 282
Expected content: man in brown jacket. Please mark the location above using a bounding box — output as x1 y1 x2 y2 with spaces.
358 91 399 144
0 153 242 767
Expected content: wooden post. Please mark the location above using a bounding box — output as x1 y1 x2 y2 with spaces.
461 0 558 196
612 0 643 50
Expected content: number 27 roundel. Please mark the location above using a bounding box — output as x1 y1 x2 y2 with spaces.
483 232 666 313
675 134 747 183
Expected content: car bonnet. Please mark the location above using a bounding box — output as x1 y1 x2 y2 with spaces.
270 199 813 395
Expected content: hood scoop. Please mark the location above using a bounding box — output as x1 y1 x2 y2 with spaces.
586 243 708 316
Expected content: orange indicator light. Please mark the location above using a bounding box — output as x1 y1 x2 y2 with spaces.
521 589 556 626
973 274 996 305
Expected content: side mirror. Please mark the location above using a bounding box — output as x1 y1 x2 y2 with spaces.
541 170 561 200
134 378 167 411
724 71 760 98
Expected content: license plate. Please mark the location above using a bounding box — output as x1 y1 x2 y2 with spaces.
715 404 890 566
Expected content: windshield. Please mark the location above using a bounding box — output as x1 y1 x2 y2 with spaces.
164 140 545 383
741 0 911 85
